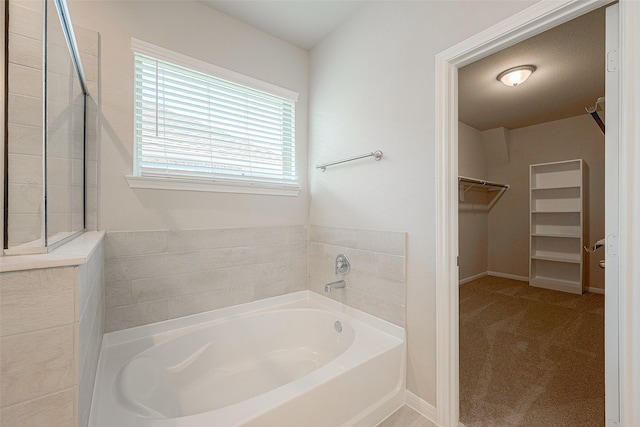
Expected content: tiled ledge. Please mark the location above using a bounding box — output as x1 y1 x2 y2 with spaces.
0 231 105 272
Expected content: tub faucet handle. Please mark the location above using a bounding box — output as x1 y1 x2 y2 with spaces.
335 254 351 275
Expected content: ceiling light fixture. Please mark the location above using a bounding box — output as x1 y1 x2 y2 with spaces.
496 65 537 87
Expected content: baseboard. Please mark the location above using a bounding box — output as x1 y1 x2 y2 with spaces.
487 271 529 282
459 271 487 285
405 391 437 425
587 286 605 295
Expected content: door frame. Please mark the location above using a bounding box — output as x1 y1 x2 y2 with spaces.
433 0 634 425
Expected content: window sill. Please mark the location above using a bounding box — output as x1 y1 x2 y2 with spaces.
126 175 300 197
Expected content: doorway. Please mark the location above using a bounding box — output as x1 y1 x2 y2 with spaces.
456 7 606 426
433 0 620 426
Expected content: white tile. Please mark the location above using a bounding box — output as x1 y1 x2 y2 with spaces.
310 225 358 247
7 123 42 156
47 129 82 159
0 388 74 427
8 153 42 184
8 33 42 69
86 187 98 214
131 269 229 303
77 304 103 427
9 63 42 98
347 271 406 307
200 246 252 269
105 231 168 259
167 229 221 252
86 161 98 186
47 213 71 238
77 263 89 320
0 267 75 336
227 260 293 286
85 213 98 231
254 276 306 300
167 286 255 319
8 94 42 128
105 300 169 332
0 326 75 407
45 43 74 77
5 213 42 247
356 229 406 256
106 251 201 283
45 185 72 214
105 280 132 308
79 280 102 368
8 182 42 215
8 3 43 40
46 71 84 106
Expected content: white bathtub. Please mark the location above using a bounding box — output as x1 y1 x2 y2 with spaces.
90 291 405 427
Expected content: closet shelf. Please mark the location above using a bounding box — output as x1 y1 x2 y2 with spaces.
531 233 581 238
529 159 586 295
531 255 581 264
531 210 581 214
531 185 581 191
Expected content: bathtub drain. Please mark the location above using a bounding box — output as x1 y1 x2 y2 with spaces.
334 321 343 333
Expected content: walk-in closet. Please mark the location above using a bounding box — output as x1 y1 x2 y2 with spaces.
457 6 608 426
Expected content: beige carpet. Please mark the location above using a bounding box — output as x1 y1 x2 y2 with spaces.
459 276 604 427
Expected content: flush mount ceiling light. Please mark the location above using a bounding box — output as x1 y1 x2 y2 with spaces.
497 65 537 87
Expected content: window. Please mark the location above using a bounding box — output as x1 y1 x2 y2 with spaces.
130 40 299 195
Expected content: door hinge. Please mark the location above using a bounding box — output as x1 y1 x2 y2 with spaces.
607 49 618 72
607 234 618 257
457 256 459 267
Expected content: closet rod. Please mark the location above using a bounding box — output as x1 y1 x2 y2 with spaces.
458 176 510 189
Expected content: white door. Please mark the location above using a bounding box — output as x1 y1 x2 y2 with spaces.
604 3 620 426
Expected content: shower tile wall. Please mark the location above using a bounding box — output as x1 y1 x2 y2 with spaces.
104 225 308 332
0 234 104 427
309 226 407 326
7 1 44 246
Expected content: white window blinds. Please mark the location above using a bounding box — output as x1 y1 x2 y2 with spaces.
133 51 298 190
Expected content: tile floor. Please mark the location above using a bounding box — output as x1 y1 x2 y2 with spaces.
377 405 436 427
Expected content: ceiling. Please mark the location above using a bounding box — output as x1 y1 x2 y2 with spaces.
199 0 366 50
459 6 606 131
199 1 606 132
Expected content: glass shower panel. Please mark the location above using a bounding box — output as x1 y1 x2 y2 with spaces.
45 0 85 246
3 0 86 254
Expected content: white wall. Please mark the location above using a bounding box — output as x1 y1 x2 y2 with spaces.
458 122 489 281
487 114 605 289
309 0 534 405
67 0 310 231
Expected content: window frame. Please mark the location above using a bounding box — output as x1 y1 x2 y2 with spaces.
128 39 300 196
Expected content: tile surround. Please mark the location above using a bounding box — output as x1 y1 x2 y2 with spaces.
0 233 104 427
309 226 407 326
104 226 309 332
104 225 406 331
